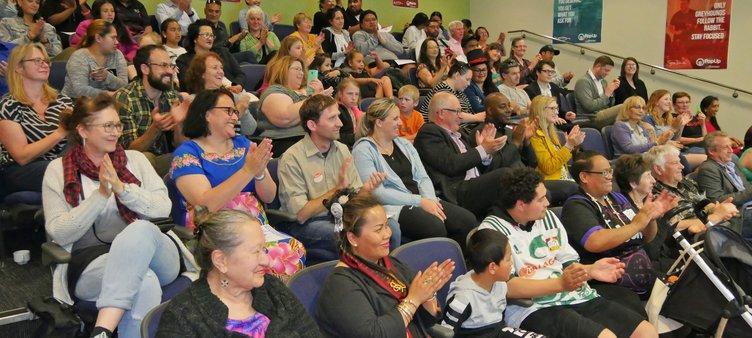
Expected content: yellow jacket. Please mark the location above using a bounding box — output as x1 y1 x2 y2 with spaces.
530 129 573 180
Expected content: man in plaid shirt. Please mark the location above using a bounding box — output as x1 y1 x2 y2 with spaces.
116 45 190 176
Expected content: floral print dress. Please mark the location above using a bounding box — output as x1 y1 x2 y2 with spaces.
171 136 305 281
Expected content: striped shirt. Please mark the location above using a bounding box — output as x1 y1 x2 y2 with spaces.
0 94 72 168
478 209 598 328
418 81 473 122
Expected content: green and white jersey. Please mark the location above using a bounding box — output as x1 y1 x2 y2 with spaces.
479 209 599 327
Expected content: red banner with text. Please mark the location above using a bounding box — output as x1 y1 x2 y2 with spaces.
664 0 731 69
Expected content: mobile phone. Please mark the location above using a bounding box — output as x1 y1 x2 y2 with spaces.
307 70 319 95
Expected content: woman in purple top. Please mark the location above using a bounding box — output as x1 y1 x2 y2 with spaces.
611 96 678 157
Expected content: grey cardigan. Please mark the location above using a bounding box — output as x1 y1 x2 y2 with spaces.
352 136 438 220
573 70 614 115
62 48 129 98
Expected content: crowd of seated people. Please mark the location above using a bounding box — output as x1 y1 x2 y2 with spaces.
3 3 752 338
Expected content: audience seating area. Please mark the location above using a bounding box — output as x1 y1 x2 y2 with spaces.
2 1 752 337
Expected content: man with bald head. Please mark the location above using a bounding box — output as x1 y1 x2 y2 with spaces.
414 91 510 217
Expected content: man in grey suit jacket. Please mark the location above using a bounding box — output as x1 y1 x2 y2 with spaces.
573 55 623 130
696 131 752 234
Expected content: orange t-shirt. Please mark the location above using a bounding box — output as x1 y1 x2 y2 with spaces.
399 110 424 139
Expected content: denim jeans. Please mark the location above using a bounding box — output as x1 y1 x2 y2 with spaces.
74 220 180 338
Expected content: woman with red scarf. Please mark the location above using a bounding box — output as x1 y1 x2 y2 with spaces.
316 192 455 337
42 93 197 338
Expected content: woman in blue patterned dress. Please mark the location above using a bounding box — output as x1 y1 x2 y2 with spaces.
171 88 305 281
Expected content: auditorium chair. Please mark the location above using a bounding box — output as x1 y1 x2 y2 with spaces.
286 260 337 316
231 51 257 65
140 300 171 338
359 97 376 112
240 63 266 94
230 21 241 35
599 125 615 159
0 189 43 257
273 24 295 40
391 237 467 308
41 217 193 329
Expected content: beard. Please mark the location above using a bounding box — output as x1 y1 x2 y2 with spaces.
147 72 174 92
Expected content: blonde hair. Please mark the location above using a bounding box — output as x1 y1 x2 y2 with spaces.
398 84 419 101
293 12 311 30
358 98 397 137
529 96 560 146
336 77 359 100
618 96 647 121
264 35 304 83
646 89 672 127
267 55 306 89
7 43 58 106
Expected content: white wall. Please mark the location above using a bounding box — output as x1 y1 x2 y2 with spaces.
470 0 752 139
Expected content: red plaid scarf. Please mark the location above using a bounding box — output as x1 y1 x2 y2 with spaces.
63 144 141 224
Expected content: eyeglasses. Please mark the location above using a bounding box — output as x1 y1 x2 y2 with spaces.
149 62 178 70
87 122 123 133
21 57 51 66
198 32 215 39
472 67 488 73
540 69 556 74
544 105 559 111
441 108 462 115
212 106 240 116
584 168 614 177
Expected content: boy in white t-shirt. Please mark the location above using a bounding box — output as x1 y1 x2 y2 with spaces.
442 228 543 338
477 167 658 338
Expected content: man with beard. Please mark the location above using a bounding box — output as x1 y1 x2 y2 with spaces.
116 44 191 176
278 94 384 263
344 0 362 35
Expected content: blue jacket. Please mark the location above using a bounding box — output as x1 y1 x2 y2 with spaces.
463 82 486 113
352 136 438 220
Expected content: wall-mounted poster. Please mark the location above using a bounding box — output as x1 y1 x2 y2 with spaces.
665 0 731 69
552 0 603 44
393 0 418 8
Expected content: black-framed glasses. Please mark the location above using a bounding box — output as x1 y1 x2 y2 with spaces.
87 122 124 133
198 32 216 39
212 106 240 116
584 168 614 177
148 62 178 70
21 57 51 66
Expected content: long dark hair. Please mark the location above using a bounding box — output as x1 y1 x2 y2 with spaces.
418 38 442 74
92 0 134 45
620 57 640 81
409 12 429 28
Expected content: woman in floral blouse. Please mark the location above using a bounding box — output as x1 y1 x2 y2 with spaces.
170 88 305 281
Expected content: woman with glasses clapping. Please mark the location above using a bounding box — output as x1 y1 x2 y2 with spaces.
0 43 72 193
170 88 306 281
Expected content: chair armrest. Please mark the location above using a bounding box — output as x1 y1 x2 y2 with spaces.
508 298 534 307
427 324 453 338
170 226 195 241
42 242 71 266
150 217 175 233
266 209 298 225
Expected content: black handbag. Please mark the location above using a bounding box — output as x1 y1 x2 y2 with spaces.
27 297 85 338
